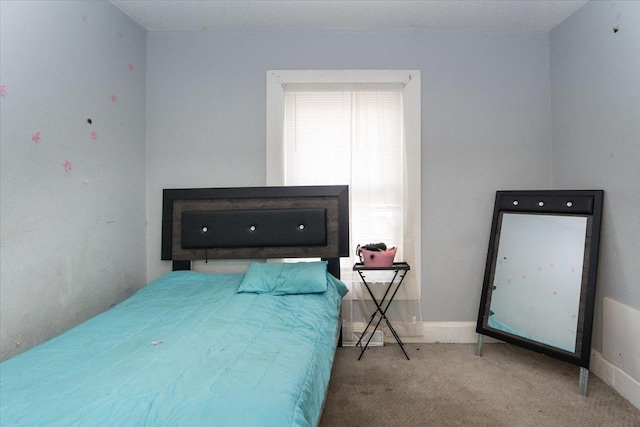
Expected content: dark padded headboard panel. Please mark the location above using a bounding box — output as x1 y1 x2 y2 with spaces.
161 186 349 277
181 208 328 249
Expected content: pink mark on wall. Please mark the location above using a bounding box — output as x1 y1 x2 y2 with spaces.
537 266 542 271
63 160 72 172
128 62 135 71
32 132 41 143
111 94 117 102
0 85 6 97
549 262 555 268
506 278 512 284
90 130 98 140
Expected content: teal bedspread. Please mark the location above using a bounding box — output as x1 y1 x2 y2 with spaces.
0 271 347 427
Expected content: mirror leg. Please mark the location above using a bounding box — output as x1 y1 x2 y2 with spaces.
578 367 589 397
476 334 484 356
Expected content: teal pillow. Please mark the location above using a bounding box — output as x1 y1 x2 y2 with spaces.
327 273 349 297
237 261 329 295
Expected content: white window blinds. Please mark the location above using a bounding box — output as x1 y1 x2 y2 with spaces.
283 83 404 270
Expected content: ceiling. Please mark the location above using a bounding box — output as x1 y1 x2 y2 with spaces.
110 0 589 32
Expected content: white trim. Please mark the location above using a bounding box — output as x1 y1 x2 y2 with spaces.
412 321 488 344
268 69 415 86
266 72 285 186
590 350 640 410
602 297 640 382
347 321 500 344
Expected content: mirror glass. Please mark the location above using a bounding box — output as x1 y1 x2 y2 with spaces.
488 213 587 353
477 190 603 368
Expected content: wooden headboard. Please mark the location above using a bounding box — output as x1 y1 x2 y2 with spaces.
161 186 349 278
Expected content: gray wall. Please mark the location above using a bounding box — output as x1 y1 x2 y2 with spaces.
0 1 147 361
550 1 640 351
146 30 553 321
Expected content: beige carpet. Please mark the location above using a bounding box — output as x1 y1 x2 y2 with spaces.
319 343 640 426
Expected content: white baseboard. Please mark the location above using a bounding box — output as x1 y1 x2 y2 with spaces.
590 350 640 410
408 321 491 344
602 298 640 382
341 329 384 347
343 321 495 344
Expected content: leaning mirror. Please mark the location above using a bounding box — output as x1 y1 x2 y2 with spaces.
476 190 604 396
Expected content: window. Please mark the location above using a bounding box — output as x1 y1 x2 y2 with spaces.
267 70 421 302
283 84 403 273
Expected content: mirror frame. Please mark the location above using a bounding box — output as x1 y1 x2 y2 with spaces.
476 190 604 368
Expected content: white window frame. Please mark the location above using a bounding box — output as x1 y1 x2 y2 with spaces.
266 70 421 297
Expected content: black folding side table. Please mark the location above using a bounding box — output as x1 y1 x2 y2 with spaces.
353 262 411 360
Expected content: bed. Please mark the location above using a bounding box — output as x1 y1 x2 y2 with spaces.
0 185 350 427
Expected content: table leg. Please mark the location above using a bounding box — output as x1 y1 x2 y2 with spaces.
358 311 387 360
355 270 390 351
356 269 410 360
355 309 379 347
